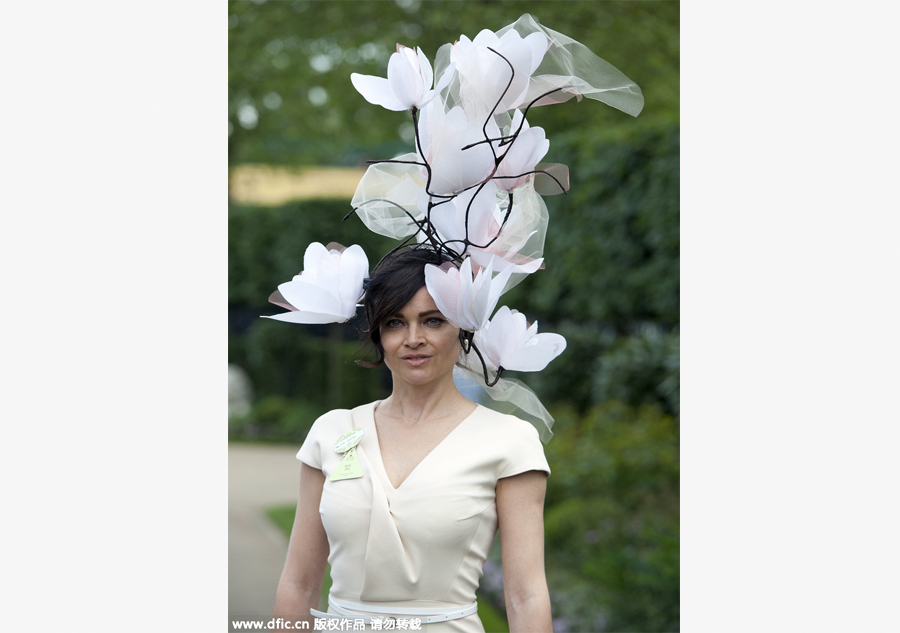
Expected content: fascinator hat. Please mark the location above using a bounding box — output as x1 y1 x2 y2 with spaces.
263 14 643 442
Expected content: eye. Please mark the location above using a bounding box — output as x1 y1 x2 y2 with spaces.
425 317 445 326
385 319 404 329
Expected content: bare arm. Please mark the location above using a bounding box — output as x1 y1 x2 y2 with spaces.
497 470 552 633
273 462 329 628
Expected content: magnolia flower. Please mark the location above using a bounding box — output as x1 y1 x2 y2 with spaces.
423 256 513 331
416 102 498 195
450 28 548 120
427 183 544 275
264 242 368 324
472 306 567 372
351 44 453 112
493 110 550 191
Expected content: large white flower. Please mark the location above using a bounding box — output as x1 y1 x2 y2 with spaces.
264 242 368 324
423 256 513 331
426 182 544 275
473 306 566 372
493 110 550 191
449 28 548 120
416 102 498 195
351 44 453 112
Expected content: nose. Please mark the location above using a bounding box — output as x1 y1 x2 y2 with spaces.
405 322 425 347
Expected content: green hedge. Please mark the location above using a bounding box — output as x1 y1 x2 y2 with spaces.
544 401 679 632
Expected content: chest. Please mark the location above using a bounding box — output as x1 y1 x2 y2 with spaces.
374 416 466 490
319 436 501 551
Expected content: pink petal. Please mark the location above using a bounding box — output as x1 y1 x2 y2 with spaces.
424 264 462 328
415 46 433 91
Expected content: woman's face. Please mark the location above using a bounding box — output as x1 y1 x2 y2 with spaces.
380 285 461 387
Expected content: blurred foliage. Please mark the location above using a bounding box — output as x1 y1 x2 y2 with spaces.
483 125 679 414
544 402 679 632
501 126 680 331
595 325 680 418
229 0 679 166
229 1 679 630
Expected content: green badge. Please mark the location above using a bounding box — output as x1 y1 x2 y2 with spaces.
330 447 363 481
334 427 365 453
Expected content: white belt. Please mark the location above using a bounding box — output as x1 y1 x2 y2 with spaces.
311 596 478 625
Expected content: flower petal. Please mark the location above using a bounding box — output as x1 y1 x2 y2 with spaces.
262 309 346 324
424 263 462 328
277 280 341 316
503 333 567 371
465 257 492 329
486 259 515 309
337 245 369 317
416 46 433 93
388 48 420 107
350 73 408 111
523 31 549 75
302 242 328 278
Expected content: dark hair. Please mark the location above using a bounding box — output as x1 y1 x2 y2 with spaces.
356 247 459 368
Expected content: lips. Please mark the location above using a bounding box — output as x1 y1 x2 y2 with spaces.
401 354 431 367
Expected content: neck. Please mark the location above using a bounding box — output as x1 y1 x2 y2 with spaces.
381 372 467 424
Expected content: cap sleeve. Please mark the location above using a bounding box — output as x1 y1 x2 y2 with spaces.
296 416 326 469
497 417 551 479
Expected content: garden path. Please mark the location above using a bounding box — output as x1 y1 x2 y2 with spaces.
228 443 301 629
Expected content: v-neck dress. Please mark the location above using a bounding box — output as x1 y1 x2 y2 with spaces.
296 400 550 632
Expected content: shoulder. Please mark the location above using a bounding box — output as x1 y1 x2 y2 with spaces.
297 402 378 468
468 405 550 479
308 401 375 433
471 405 543 444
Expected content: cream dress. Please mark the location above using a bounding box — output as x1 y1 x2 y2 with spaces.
297 400 550 632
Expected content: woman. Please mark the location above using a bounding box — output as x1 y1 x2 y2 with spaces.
273 248 552 632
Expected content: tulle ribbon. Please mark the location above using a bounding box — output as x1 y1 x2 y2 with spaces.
433 13 644 117
453 365 554 443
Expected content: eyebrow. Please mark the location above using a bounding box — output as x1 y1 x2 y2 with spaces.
389 309 443 318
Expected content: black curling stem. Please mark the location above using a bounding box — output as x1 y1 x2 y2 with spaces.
372 233 420 272
460 86 568 153
503 87 567 146
492 169 568 195
348 198 430 234
459 47 518 257
481 46 516 165
467 339 503 387
455 190 514 251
